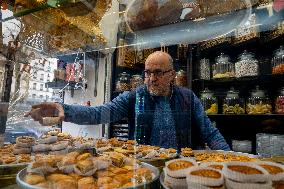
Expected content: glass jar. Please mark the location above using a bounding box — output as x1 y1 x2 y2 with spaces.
235 50 259 78
130 74 143 91
199 58 210 80
200 88 218 114
247 86 272 114
275 87 284 114
272 46 284 75
223 87 245 114
116 72 130 92
212 53 235 79
175 69 187 87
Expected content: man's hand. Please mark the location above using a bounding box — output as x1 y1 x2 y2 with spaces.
24 102 65 125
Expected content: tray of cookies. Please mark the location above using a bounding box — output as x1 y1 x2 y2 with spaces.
16 151 160 189
180 149 258 162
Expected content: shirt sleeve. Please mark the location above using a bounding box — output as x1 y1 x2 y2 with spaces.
192 92 231 151
61 91 130 125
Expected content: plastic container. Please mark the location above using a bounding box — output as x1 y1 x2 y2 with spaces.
200 88 218 114
175 70 187 87
235 50 259 78
272 46 284 75
130 75 143 91
246 86 272 114
223 87 245 114
275 87 284 114
212 53 235 79
116 72 130 92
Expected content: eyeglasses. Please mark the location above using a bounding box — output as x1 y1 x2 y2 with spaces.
143 69 172 78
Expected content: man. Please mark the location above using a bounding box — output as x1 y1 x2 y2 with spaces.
26 51 230 150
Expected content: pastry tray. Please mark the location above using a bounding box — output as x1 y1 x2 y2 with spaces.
190 150 258 159
16 162 160 189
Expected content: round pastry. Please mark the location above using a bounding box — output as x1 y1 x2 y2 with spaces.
255 161 284 181
38 135 58 144
186 167 224 187
165 158 197 177
32 144 51 152
16 136 35 147
50 141 69 151
2 155 17 164
223 162 269 183
13 147 31 155
200 162 225 171
164 158 197 189
17 154 32 163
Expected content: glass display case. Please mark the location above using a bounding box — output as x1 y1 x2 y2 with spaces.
0 0 284 188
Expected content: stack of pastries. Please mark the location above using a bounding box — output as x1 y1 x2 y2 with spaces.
24 151 155 189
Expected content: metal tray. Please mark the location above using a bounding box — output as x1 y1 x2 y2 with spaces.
0 163 29 187
16 162 160 189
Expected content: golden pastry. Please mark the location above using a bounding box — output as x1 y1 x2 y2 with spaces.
167 160 194 171
97 177 113 186
228 165 263 174
68 173 83 181
94 169 115 178
76 159 94 174
111 167 128 175
208 165 223 170
52 179 77 189
181 147 194 157
2 156 17 164
259 164 283 175
18 154 32 163
113 174 131 186
78 176 95 189
76 153 92 161
16 136 35 147
190 169 222 178
25 173 46 185
47 174 74 182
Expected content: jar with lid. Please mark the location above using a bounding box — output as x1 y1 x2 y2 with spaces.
199 58 210 80
116 72 130 92
247 86 272 114
130 74 143 91
223 87 245 114
212 53 235 79
275 87 284 114
272 46 284 75
175 69 187 87
200 88 218 114
235 50 259 78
